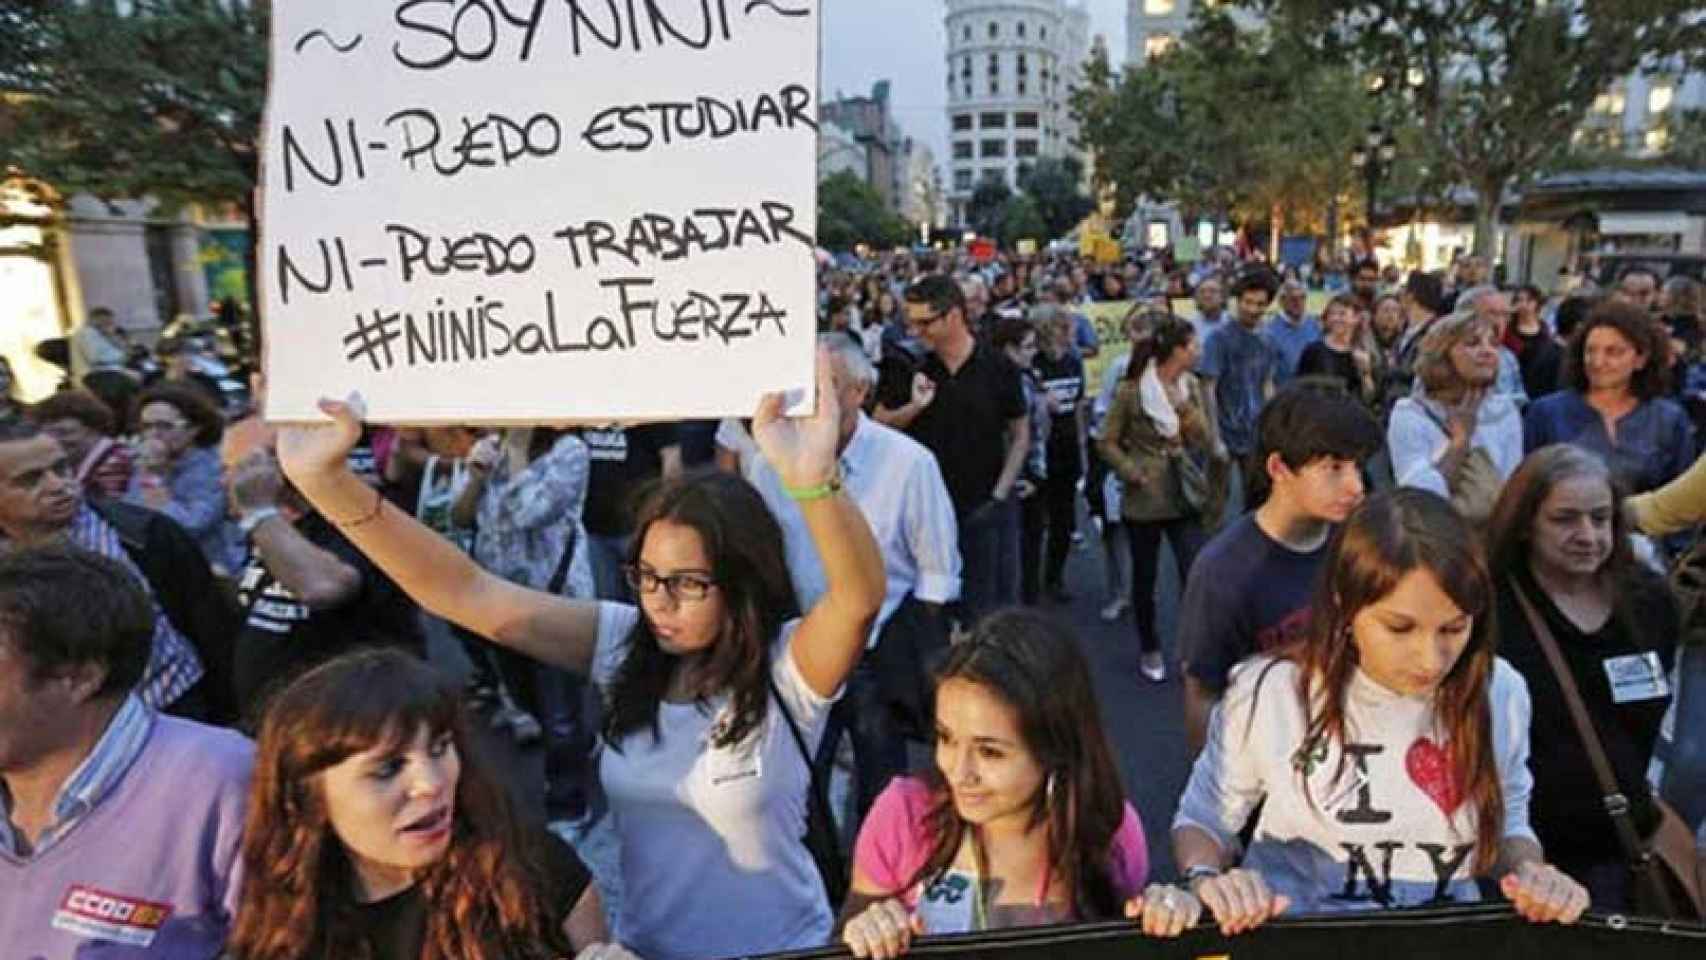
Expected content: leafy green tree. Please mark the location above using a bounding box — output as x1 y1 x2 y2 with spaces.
0 0 268 307
996 195 1049 250
1068 40 1197 223
1017 157 1095 240
817 171 909 251
1068 7 1377 243
1661 109 1706 168
967 178 1014 239
1240 0 1705 256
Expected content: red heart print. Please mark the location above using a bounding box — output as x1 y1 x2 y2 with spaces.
1406 737 1463 817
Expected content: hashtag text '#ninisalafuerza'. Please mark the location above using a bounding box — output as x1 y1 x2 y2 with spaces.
341 279 787 373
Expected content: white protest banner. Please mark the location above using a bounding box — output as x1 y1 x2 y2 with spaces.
262 2 820 423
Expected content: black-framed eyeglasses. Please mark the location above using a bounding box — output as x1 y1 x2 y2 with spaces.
623 564 718 605
907 310 949 330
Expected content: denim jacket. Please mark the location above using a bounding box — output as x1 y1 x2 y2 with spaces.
1523 391 1696 495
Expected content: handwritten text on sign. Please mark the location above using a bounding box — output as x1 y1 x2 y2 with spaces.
263 2 821 422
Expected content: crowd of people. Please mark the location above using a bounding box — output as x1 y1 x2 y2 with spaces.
1 244 1704 959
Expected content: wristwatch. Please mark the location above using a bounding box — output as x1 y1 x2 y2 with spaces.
239 507 282 538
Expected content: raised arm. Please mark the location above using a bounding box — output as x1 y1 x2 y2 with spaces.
277 402 600 674
760 349 886 700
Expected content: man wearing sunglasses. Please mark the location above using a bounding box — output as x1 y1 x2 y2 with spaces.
876 275 1029 627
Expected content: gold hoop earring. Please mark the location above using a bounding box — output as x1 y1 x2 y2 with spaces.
1045 771 1057 808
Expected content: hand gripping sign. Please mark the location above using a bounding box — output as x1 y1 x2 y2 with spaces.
262 2 820 423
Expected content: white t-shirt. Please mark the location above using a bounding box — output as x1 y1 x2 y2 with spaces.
1174 656 1537 914
593 602 837 960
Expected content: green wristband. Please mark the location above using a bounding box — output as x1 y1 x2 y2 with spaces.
783 472 842 502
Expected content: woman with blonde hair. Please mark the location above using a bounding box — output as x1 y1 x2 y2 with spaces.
1387 313 1523 520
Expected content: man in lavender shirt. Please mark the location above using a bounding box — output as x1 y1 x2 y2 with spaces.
0 546 252 958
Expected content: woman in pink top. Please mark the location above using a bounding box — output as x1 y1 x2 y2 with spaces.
842 609 1185 958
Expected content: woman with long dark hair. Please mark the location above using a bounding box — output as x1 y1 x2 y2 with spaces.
840 609 1189 959
275 348 885 960
1169 490 1588 931
1485 445 1681 910
1098 316 1217 682
228 649 625 960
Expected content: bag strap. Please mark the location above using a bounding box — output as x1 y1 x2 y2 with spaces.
1510 583 1669 899
546 524 580 596
769 676 832 808
767 676 843 861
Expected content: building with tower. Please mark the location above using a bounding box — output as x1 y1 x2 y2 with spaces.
943 0 1095 228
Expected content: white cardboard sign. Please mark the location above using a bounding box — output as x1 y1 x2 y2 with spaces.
262 2 820 423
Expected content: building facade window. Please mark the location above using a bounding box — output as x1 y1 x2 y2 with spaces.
953 113 973 131
1015 112 1040 128
1650 83 1676 115
1647 127 1671 152
1016 139 1039 157
981 139 1007 158
989 21 998 39
980 112 1007 128
1145 34 1176 59
955 169 974 191
1593 89 1627 115
1018 22 1026 38
953 141 974 159
1144 0 1177 13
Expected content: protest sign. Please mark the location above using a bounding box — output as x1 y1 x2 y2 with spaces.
261 3 820 423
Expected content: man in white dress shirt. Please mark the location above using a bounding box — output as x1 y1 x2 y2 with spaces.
747 334 962 821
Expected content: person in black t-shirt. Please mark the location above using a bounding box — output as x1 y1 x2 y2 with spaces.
229 649 628 960
1509 284 1563 400
226 442 423 725
1296 294 1376 404
878 275 1030 623
1486 444 1680 911
1031 305 1087 603
582 423 682 601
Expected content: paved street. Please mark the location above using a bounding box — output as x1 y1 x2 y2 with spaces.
427 507 1198 928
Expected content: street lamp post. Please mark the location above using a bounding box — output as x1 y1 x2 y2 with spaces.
1349 124 1399 229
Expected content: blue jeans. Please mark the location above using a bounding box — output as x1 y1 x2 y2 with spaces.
959 498 1020 626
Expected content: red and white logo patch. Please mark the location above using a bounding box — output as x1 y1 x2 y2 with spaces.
51 885 173 948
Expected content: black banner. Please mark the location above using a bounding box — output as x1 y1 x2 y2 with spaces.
748 906 1705 960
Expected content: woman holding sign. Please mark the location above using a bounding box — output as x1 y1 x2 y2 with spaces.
276 346 886 960
1168 490 1589 932
1485 445 1684 913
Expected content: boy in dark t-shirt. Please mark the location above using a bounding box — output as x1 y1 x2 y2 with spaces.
1178 382 1383 754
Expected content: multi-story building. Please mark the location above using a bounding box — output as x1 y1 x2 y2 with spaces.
1575 63 1706 158
944 0 1094 227
1127 0 1259 64
822 81 908 211
818 116 871 183
900 138 946 234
